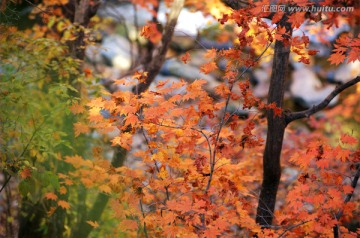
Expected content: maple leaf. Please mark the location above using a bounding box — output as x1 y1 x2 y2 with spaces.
20 167 32 179
140 22 162 44
64 179 73 186
69 102 84 114
86 220 99 228
200 62 218 74
181 52 191 64
163 224 179 238
316 158 330 169
342 185 354 194
298 56 310 64
44 192 58 201
275 26 286 41
347 48 360 63
308 49 319 56
204 48 217 59
158 167 169 180
59 186 67 195
47 206 57 216
334 145 351 162
99 184 112 194
328 52 346 65
120 219 138 230
340 134 358 145
111 133 132 150
288 12 305 28
218 14 229 24
203 226 222 238
73 122 90 137
58 200 70 209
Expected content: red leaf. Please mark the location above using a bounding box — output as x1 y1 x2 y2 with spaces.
181 52 191 64
328 52 346 65
340 134 358 145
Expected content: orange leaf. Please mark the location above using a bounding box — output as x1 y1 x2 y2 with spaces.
59 186 67 195
334 146 351 162
58 200 70 209
69 102 84 114
328 52 346 65
99 184 112 194
120 219 138 230
140 22 162 44
200 61 218 74
44 192 58 201
181 52 191 64
73 122 90 137
83 68 92 78
20 167 32 179
204 48 217 59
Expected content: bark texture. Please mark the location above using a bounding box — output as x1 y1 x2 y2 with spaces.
255 18 292 226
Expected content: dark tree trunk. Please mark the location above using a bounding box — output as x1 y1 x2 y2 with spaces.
255 18 292 226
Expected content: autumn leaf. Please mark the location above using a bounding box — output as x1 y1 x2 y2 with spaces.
308 49 319 56
204 48 217 59
340 134 358 145
99 184 112 194
86 220 99 228
181 52 191 64
328 52 346 65
298 56 310 64
334 145 351 162
58 200 70 209
44 192 58 201
140 22 162 44
20 167 32 179
288 12 305 28
59 186 67 195
218 14 228 24
70 102 85 114
158 167 169 180
83 68 92 78
119 219 138 230
74 122 90 137
200 61 218 74
343 185 354 194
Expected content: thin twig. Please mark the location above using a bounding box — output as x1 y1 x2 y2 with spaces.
333 164 360 237
139 198 149 238
278 219 313 237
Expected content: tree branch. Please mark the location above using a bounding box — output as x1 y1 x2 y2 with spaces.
333 163 360 238
133 0 184 94
285 76 360 125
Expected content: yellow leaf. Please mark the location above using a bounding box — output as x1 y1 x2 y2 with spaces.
158 167 168 180
86 220 99 228
99 184 112 194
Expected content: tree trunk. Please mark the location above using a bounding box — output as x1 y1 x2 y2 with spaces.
255 18 292 226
